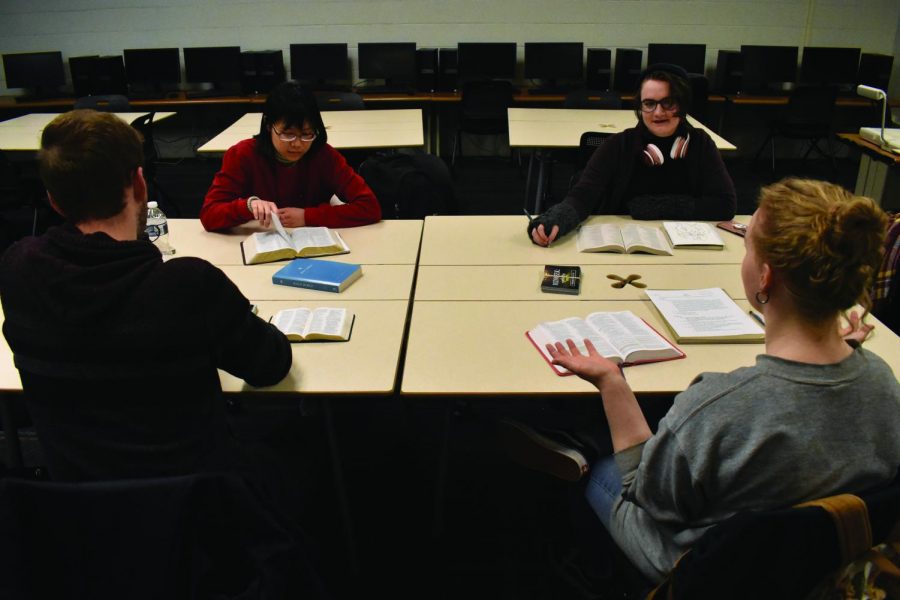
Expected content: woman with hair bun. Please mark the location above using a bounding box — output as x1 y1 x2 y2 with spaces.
539 178 900 581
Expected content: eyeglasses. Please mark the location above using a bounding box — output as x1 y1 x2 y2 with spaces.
640 97 678 113
272 126 317 143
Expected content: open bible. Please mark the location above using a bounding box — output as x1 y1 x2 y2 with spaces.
241 213 350 265
270 307 355 342
576 223 673 255
526 310 685 376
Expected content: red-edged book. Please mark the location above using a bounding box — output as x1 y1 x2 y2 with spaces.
526 310 685 376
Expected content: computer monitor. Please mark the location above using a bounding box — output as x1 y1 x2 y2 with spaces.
647 43 707 75
740 45 798 93
457 43 517 80
2 51 66 98
290 43 348 89
123 48 181 95
800 46 860 90
357 43 417 90
69 55 127 97
184 46 242 94
524 43 584 90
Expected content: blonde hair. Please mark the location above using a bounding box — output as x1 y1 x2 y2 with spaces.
753 178 887 319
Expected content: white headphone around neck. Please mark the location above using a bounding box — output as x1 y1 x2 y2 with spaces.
642 133 690 166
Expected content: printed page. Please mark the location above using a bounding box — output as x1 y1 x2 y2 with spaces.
621 225 672 253
576 224 625 252
290 227 340 251
308 308 347 336
251 231 293 254
270 212 293 247
272 308 313 337
537 317 620 359
662 221 724 247
586 311 671 358
646 288 764 338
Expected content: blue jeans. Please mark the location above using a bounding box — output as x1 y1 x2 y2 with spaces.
584 453 623 530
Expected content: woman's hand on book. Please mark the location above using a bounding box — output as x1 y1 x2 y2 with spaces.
276 207 306 228
547 339 624 389
248 197 278 228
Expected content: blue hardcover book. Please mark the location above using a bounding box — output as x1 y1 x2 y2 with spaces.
272 258 362 293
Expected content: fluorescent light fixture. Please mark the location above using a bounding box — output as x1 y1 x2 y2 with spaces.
857 84 900 153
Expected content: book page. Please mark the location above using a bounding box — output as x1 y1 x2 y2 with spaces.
646 288 764 339
251 231 294 255
307 307 348 337
621 225 672 254
576 224 625 253
537 317 620 360
290 227 340 251
272 308 313 337
662 221 724 247
270 212 293 248
586 311 671 358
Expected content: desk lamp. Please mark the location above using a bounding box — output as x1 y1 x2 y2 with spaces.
857 84 900 153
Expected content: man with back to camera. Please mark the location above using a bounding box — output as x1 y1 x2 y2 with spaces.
0 110 292 485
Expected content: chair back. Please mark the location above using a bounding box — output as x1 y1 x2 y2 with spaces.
578 131 612 169
564 90 622 109
783 85 839 127
687 75 710 123
460 80 514 121
74 94 132 112
647 473 900 600
314 91 365 111
0 473 325 600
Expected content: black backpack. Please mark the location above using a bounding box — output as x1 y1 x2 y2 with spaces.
359 152 455 219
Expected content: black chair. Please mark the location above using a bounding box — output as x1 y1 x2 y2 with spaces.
0 473 326 600
452 80 514 167
687 74 710 124
646 473 900 600
74 94 132 112
563 90 622 109
754 85 839 174
314 91 365 111
563 131 613 192
129 112 178 216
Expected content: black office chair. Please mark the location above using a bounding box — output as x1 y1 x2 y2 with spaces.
130 112 178 216
452 80 514 168
0 473 327 600
563 131 613 192
314 91 365 111
754 85 839 175
687 74 710 124
563 90 622 109
74 94 132 112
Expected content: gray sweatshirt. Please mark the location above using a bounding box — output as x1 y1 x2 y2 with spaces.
608 347 900 581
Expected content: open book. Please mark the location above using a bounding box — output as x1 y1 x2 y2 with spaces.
241 213 350 265
270 307 355 342
662 221 725 249
646 288 765 343
526 310 685 376
576 223 673 255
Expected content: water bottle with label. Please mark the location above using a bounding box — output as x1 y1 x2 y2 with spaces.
145 201 175 255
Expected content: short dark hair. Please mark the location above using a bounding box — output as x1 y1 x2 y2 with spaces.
255 81 327 161
633 63 693 121
39 110 144 224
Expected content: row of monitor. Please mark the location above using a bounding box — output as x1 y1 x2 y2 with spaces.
1 43 892 99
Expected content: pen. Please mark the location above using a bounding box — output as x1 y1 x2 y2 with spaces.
523 208 534 225
749 309 766 327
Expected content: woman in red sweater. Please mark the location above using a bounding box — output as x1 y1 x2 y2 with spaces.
201 81 381 231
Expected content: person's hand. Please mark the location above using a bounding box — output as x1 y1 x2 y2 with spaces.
275 207 306 228
840 310 874 345
248 198 279 228
546 338 624 389
531 223 559 247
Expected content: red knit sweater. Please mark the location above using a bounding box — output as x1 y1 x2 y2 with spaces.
200 138 381 231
